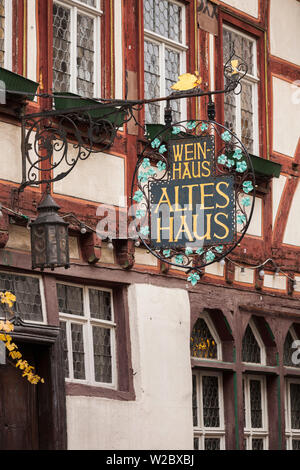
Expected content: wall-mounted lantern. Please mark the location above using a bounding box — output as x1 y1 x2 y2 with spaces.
30 189 70 271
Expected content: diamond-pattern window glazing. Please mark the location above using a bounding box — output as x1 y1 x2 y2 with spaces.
144 0 186 123
53 1 101 98
58 284 115 386
0 272 44 322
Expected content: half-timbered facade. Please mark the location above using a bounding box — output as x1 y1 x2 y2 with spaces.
0 0 299 450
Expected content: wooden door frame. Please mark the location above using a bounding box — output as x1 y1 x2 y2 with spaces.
7 317 67 450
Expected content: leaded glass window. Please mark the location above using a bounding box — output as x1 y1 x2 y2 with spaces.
144 0 187 123
242 324 261 364
58 283 116 386
285 380 300 449
53 0 102 98
0 0 12 70
243 375 268 450
0 0 5 68
192 372 225 450
0 272 45 322
223 26 259 154
190 317 218 360
284 330 300 368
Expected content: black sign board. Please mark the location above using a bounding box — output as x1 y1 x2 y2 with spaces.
149 136 235 249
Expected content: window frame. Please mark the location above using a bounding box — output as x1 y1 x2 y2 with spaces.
222 24 260 156
143 0 188 124
285 378 300 450
0 270 47 325
191 311 222 362
0 0 12 71
58 281 117 389
242 319 266 366
52 0 102 98
193 370 226 450
243 374 268 450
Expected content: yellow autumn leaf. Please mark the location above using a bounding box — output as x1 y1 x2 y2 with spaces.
3 321 14 333
231 59 239 75
171 72 202 91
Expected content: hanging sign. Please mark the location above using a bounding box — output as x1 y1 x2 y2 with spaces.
150 136 235 249
197 0 219 36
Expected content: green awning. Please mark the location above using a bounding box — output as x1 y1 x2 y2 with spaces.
0 66 39 101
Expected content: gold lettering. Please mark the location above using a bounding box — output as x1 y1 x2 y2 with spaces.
154 187 174 213
184 143 194 161
182 184 198 210
174 186 187 212
197 141 207 159
174 215 194 242
200 183 215 209
193 213 212 241
192 161 201 178
157 216 174 243
214 212 229 239
216 181 230 209
172 163 181 180
201 160 211 177
173 144 184 162
182 163 192 180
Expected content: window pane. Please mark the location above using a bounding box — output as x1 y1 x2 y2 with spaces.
57 284 84 316
242 325 261 364
60 321 69 378
292 439 300 450
190 318 218 359
284 331 300 368
224 90 237 134
223 28 254 75
290 383 300 429
89 289 112 321
71 323 85 380
79 0 96 6
250 379 262 428
144 40 160 123
0 272 43 322
192 374 198 427
252 438 264 450
53 3 71 92
93 326 112 383
205 438 220 450
193 437 199 450
165 48 181 122
0 0 5 68
241 81 254 153
144 0 182 43
202 376 220 427
77 14 95 98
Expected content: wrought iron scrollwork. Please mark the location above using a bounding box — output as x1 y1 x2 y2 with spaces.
19 105 130 192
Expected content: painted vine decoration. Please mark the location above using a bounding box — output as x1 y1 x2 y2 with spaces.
0 292 45 385
131 119 255 287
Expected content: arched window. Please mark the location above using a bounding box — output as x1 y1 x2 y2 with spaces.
284 327 300 368
242 320 266 365
190 314 220 361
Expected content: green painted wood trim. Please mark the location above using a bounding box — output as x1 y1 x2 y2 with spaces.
233 371 240 450
277 374 282 450
0 66 38 101
249 154 282 179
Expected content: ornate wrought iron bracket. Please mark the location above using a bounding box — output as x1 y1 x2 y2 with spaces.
18 44 246 195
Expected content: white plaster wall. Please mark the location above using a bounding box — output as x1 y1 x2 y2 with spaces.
66 284 193 450
53 148 126 207
272 76 300 158
27 0 37 82
205 261 224 277
237 196 262 237
234 267 254 284
283 181 300 246
272 175 287 227
221 0 258 18
263 273 286 291
0 122 22 183
114 0 123 100
270 0 300 66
